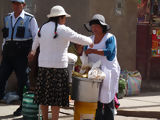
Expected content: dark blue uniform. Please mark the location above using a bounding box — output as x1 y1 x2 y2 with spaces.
0 12 34 100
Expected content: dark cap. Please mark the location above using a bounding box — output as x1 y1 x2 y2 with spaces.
11 0 25 3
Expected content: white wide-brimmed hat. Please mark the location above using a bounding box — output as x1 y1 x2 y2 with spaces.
84 14 110 32
47 5 71 18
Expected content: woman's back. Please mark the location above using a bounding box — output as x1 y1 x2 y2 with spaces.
36 21 92 68
38 22 69 68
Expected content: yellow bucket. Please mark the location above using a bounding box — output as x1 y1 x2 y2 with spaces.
74 101 97 120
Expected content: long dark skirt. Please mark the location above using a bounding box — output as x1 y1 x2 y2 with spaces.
34 67 69 107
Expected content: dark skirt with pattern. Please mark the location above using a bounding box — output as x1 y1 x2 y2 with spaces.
34 67 69 107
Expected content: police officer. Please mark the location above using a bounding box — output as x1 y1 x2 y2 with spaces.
0 0 38 116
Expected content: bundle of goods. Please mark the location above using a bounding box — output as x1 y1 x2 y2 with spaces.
72 52 105 80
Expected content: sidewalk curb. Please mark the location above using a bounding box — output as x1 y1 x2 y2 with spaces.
117 109 160 119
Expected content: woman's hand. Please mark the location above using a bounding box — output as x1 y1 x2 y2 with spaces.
89 43 94 48
85 43 94 55
28 51 36 63
85 48 96 55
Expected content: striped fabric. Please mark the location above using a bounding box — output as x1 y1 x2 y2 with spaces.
22 92 39 120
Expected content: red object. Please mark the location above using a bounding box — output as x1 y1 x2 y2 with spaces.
114 94 120 109
74 66 81 72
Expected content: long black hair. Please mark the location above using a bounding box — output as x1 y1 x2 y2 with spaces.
38 15 65 39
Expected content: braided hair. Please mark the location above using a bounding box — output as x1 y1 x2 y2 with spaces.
38 15 65 39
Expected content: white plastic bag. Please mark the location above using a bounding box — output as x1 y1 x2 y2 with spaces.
68 53 78 63
80 52 90 74
88 60 106 80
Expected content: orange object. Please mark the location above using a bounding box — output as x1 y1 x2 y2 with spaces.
74 101 97 120
69 95 71 101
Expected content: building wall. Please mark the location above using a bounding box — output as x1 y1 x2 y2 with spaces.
0 0 137 91
88 0 137 70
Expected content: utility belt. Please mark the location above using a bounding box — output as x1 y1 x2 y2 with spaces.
2 39 33 57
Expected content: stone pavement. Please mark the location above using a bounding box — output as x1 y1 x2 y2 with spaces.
117 92 160 120
0 92 160 120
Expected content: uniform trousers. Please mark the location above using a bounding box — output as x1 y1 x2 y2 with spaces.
0 55 28 100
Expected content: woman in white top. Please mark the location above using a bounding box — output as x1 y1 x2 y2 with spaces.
84 14 120 120
28 5 93 120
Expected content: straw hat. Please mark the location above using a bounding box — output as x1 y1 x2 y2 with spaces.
47 5 71 18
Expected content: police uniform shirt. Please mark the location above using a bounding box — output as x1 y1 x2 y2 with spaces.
11 10 38 39
2 10 38 47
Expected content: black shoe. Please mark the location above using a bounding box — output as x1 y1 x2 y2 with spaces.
13 106 22 116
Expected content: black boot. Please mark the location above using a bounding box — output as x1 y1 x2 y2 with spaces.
13 105 22 116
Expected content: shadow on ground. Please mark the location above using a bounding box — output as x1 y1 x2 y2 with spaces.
118 110 160 119
0 114 23 120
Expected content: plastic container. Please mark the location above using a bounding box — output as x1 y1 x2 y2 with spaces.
71 77 102 102
74 101 97 120
68 62 75 83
